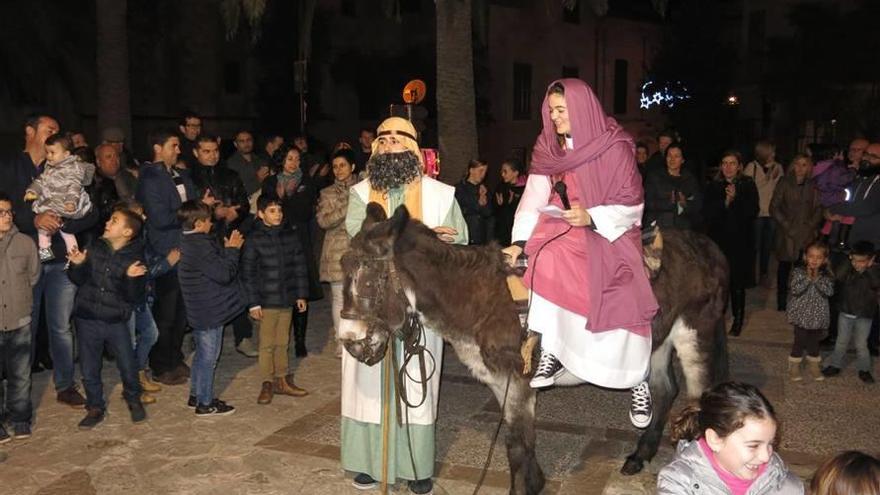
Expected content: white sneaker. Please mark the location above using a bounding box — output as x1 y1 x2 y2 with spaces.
529 350 564 388
629 381 653 428
236 338 258 358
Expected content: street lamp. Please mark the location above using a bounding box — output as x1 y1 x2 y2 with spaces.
725 94 740 106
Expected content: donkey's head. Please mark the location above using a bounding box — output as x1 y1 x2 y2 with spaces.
338 203 412 365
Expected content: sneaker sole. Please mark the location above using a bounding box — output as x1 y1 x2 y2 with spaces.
529 368 565 388
352 481 378 491
12 433 32 440
0 436 11 445
195 409 236 418
629 413 652 429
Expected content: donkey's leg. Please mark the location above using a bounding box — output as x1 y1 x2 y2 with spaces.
487 373 545 495
621 323 680 475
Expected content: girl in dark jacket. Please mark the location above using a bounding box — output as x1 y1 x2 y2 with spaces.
493 158 526 246
242 195 310 403
262 144 322 357
704 151 759 336
644 143 703 230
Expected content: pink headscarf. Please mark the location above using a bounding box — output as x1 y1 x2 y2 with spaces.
529 78 657 334
531 78 643 209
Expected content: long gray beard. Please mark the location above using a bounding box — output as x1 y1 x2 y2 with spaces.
367 151 421 191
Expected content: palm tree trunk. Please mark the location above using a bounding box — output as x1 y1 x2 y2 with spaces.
96 0 131 142
436 0 478 184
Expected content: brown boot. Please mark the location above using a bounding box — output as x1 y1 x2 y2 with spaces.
139 370 162 393
141 392 157 404
274 375 308 397
257 381 274 405
788 356 803 382
806 356 825 382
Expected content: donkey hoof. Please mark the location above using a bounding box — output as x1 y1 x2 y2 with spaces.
620 455 645 476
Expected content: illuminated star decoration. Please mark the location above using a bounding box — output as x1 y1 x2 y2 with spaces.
640 80 691 109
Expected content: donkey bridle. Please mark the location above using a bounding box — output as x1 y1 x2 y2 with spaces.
345 256 434 417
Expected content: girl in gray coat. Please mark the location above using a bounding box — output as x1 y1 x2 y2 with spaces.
786 241 834 382
657 382 804 495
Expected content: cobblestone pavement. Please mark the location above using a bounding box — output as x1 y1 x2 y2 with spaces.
1 286 878 495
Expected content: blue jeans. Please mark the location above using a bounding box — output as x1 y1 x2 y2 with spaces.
31 262 77 392
190 326 224 407
755 217 776 277
827 313 873 372
76 318 141 410
1 325 33 426
128 304 159 371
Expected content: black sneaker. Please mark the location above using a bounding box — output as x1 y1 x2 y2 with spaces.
0 425 10 444
128 401 147 423
187 395 197 409
78 408 105 430
821 366 841 377
529 350 564 388
352 473 378 490
195 399 235 417
11 423 31 440
859 371 875 384
408 478 433 495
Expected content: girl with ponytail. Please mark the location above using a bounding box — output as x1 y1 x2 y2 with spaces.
657 382 804 494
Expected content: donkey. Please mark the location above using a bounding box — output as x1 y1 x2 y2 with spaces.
339 204 729 494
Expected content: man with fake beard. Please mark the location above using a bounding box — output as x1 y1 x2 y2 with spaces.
340 117 467 494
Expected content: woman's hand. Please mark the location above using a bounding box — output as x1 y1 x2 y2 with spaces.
296 299 308 313
562 203 592 227
502 245 522 267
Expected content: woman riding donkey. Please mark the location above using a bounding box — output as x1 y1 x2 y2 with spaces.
502 79 660 428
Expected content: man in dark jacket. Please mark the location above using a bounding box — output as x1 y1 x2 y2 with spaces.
829 143 880 356
226 130 268 195
91 144 138 231
67 208 147 429
5 114 96 407
189 135 256 356
177 111 201 169
177 200 244 416
136 128 201 385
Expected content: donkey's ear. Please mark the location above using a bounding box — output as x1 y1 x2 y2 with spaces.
362 202 388 231
389 205 410 237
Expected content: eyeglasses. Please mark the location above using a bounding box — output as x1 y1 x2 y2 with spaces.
0 209 13 217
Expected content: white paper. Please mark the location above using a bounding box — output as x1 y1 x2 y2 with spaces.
538 205 566 218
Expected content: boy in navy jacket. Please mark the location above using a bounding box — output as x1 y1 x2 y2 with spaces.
177 200 244 416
